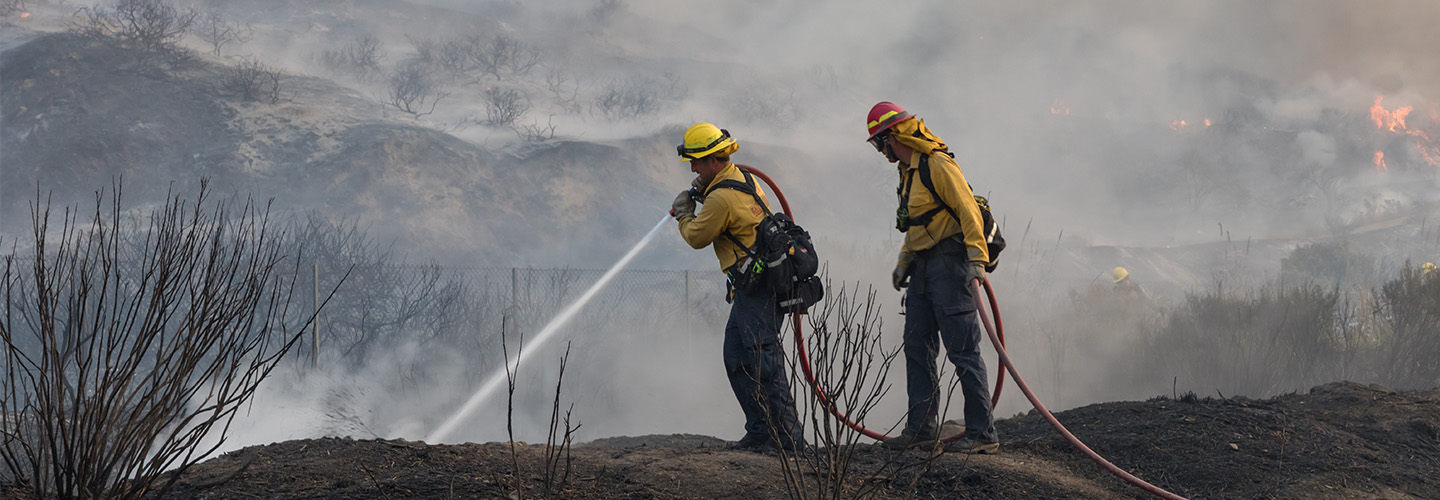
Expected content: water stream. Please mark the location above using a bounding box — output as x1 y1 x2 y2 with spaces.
426 214 673 443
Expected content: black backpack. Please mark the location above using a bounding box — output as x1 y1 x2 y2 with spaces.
708 171 824 313
902 153 1006 272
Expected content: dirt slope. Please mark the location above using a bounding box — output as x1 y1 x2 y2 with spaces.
147 381 1438 499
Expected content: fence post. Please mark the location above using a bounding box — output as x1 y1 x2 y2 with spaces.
684 270 693 358
312 262 319 368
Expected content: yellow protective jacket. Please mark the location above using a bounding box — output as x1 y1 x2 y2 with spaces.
895 124 988 266
677 163 772 272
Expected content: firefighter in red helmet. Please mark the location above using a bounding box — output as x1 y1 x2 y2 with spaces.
867 101 999 454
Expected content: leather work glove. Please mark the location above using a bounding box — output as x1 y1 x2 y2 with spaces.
690 175 708 193
892 252 915 291
670 190 697 220
962 260 986 286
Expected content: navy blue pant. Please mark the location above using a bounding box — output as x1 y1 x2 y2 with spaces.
902 251 998 443
723 286 802 446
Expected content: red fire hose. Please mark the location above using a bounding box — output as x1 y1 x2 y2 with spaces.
735 164 1188 500
737 164 1005 442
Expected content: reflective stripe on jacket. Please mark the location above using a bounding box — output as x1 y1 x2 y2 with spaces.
898 150 988 265
678 163 771 272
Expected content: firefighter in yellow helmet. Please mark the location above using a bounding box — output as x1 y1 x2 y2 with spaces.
1112 267 1151 299
668 123 803 453
866 102 998 454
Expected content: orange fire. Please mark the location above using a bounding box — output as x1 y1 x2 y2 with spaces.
1373 150 1387 171
1204 118 1211 127
1371 96 1412 132
1418 145 1439 167
1050 99 1070 116
1169 120 1188 132
1368 95 1440 168
20 12 29 18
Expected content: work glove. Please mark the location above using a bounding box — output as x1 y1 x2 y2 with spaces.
892 252 915 291
690 175 708 193
962 260 986 285
670 190 697 221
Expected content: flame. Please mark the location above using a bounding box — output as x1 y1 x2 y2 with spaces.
1369 96 1440 168
1371 96 1413 132
1169 119 1188 132
1050 99 1070 116
1204 118 1211 127
20 12 28 18
1374 150 1387 171
1418 142 1440 168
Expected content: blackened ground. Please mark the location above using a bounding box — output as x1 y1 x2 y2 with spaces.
109 382 1440 499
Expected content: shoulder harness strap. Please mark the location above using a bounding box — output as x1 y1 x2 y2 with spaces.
705 170 772 264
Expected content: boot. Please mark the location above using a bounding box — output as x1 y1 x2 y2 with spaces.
945 437 999 454
881 427 940 450
728 433 772 451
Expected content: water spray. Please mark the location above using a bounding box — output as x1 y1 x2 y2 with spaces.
426 214 672 443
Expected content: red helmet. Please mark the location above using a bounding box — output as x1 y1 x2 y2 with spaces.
866 101 912 140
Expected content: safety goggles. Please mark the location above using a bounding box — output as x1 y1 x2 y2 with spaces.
677 129 731 160
867 131 891 152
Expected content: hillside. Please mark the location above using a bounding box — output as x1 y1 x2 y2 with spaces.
0 29 698 266
114 382 1439 499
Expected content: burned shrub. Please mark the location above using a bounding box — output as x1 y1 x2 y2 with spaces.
69 0 199 63
1146 283 1341 397
471 33 541 80
1280 241 1374 289
384 59 447 117
0 182 334 500
0 0 26 16
544 69 584 114
514 115 558 143
429 33 542 81
319 36 384 80
220 56 283 104
591 78 661 121
196 10 253 56
1376 261 1440 389
485 87 530 127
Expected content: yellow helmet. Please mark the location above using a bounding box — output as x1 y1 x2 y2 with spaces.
677 123 737 162
1423 262 1437 275
1112 267 1129 284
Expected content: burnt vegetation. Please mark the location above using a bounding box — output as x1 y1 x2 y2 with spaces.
220 56 283 104
0 181 343 500
68 0 199 65
484 87 530 127
1141 243 1440 396
384 59 448 117
195 10 252 56
318 36 385 81
0 0 25 16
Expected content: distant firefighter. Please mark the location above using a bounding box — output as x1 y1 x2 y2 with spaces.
1112 267 1151 300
